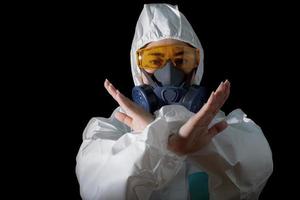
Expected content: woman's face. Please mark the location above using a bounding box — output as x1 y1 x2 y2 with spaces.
140 39 198 84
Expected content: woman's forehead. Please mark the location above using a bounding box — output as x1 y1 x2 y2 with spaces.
146 39 189 48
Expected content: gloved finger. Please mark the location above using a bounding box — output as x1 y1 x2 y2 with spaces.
207 120 228 137
104 79 135 114
186 91 214 128
207 80 231 116
192 80 230 128
104 79 118 100
193 91 215 125
214 80 231 111
115 111 133 128
192 81 225 125
223 80 231 103
115 90 140 115
212 81 228 111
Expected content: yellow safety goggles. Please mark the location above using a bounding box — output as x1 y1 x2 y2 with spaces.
136 44 200 74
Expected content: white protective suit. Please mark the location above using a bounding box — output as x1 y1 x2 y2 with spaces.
76 4 273 200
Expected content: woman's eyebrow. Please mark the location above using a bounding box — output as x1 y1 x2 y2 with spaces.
174 51 184 56
149 52 164 56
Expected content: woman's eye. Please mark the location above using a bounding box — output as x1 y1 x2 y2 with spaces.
174 58 187 66
150 59 163 66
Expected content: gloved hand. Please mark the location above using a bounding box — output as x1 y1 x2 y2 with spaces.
104 79 230 155
168 80 230 155
104 79 155 131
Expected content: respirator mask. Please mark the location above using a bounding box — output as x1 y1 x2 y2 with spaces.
132 44 207 113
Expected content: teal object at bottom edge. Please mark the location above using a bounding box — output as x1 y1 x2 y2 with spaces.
188 172 209 200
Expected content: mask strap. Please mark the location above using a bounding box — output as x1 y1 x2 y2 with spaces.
181 68 197 87
140 69 159 88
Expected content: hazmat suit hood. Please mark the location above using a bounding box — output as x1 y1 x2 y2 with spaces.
130 3 204 86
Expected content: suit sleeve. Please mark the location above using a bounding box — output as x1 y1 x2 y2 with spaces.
75 106 190 200
188 109 273 200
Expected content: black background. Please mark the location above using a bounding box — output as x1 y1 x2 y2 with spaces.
6 0 297 199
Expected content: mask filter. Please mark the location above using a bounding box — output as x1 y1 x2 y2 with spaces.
132 66 207 113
